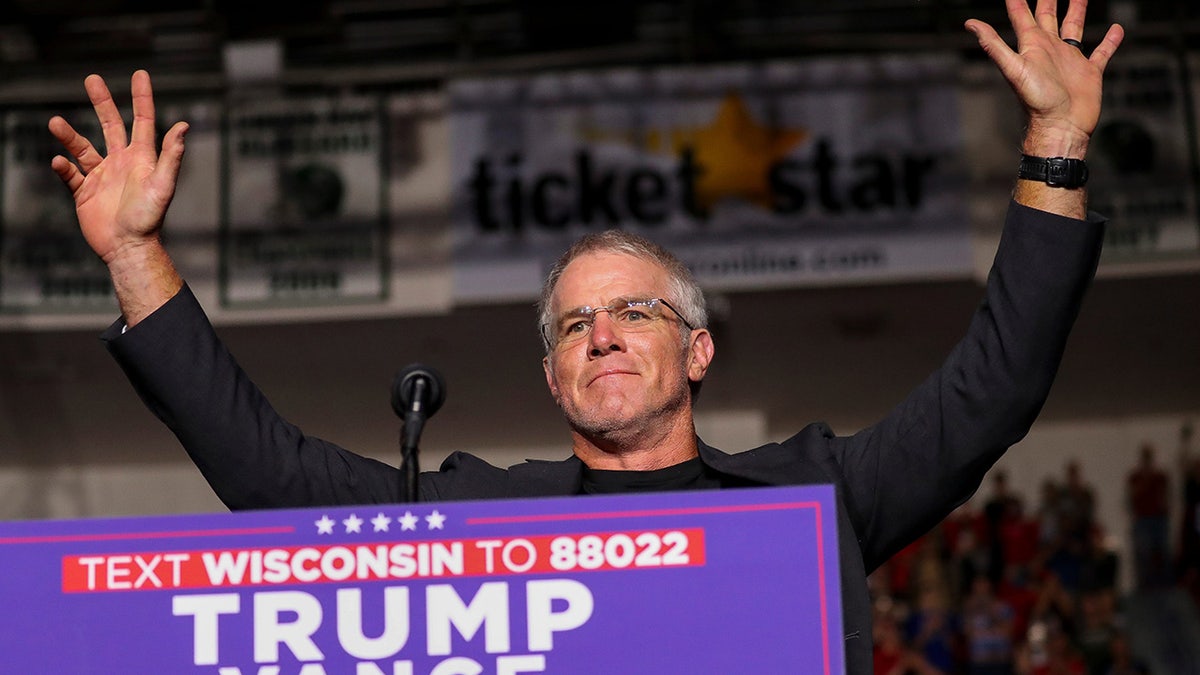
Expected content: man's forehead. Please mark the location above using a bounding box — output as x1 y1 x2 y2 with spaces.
552 251 668 307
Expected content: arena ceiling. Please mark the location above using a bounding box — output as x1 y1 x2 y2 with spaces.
1 0 1195 103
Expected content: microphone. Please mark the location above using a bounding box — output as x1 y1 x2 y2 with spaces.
392 363 446 424
391 364 446 503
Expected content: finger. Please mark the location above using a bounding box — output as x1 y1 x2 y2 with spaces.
48 115 105 174
1060 0 1089 41
1032 0 1059 34
965 20 1023 80
1003 0 1038 34
152 121 189 188
1088 23 1125 72
50 155 85 194
129 70 157 148
84 73 128 152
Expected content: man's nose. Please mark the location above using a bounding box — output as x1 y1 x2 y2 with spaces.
588 310 624 356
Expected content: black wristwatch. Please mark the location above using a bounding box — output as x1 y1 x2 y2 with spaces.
1018 154 1089 188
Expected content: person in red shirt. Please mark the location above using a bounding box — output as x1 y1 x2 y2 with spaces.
1127 443 1170 588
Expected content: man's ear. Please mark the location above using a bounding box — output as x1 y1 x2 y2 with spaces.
686 329 715 384
543 355 561 403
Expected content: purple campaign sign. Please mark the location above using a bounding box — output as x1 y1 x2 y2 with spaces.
0 485 844 674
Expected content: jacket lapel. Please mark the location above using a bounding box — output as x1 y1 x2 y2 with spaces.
505 455 584 498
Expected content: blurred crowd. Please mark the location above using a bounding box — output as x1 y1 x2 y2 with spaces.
869 422 1197 675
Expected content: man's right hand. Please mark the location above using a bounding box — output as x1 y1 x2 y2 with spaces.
49 70 187 326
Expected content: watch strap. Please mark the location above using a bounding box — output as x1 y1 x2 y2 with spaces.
1018 154 1089 188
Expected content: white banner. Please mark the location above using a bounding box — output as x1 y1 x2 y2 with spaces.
1091 51 1200 260
1 110 116 312
448 56 973 301
1 102 221 316
222 96 387 307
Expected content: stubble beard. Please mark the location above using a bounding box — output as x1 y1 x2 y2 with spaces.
561 376 692 449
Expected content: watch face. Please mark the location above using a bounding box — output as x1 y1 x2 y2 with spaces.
1047 158 1070 184
1047 158 1087 188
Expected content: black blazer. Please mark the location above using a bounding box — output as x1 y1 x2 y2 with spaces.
105 201 1104 674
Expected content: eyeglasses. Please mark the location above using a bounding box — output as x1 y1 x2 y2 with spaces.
542 297 696 349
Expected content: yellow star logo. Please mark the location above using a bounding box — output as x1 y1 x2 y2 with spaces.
660 93 808 212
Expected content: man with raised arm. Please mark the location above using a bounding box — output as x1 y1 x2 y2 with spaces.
49 1 1122 671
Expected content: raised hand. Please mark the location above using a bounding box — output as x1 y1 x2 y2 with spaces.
966 0 1124 158
48 70 187 325
48 70 188 265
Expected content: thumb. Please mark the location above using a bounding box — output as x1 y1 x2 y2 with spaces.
965 19 1024 84
152 121 189 189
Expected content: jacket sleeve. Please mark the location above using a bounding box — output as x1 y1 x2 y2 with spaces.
104 286 403 510
829 200 1104 572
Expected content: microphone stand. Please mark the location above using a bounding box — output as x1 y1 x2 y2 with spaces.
399 377 428 503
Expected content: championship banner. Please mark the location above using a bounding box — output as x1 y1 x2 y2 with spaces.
1 102 221 318
222 96 388 307
448 57 972 302
1090 51 1200 260
1 109 116 312
0 486 844 674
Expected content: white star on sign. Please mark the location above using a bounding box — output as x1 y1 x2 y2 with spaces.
425 510 447 530
343 514 364 534
315 515 335 534
398 511 419 531
371 513 392 532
